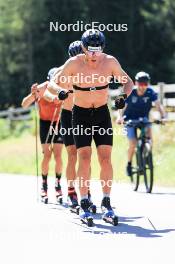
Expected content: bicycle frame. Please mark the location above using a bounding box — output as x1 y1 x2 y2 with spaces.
135 126 149 173
125 119 156 193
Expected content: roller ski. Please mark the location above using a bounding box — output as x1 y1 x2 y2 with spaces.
101 197 118 226
79 199 94 227
56 192 63 204
41 181 48 204
55 179 63 205
67 188 80 215
88 191 97 214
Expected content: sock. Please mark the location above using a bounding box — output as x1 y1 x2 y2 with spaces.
42 174 48 183
81 195 88 201
103 193 110 198
68 187 75 195
88 187 91 195
56 173 61 180
55 174 61 191
128 161 132 166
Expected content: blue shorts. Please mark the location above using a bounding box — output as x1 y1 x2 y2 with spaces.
126 118 151 140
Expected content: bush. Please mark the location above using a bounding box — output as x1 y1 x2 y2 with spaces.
0 119 11 140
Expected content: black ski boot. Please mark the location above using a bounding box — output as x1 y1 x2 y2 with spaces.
80 199 93 227
101 197 118 226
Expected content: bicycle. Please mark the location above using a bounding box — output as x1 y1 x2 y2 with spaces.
125 118 163 193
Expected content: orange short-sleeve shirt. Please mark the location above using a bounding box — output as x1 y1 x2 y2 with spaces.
38 98 62 121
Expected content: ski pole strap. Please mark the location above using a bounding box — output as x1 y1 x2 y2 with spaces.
73 84 108 91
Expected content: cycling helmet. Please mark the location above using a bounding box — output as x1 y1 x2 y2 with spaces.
81 29 105 50
135 71 150 82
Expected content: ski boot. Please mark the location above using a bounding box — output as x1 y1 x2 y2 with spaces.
41 180 48 204
67 188 80 215
80 199 94 227
55 178 63 205
88 191 97 214
101 197 118 226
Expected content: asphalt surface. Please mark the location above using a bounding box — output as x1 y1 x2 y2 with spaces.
0 173 175 264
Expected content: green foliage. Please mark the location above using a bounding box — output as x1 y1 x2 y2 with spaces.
0 0 175 109
0 124 175 187
0 119 11 139
0 116 33 140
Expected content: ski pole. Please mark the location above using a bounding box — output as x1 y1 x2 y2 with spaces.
50 101 64 148
44 107 58 146
34 101 39 202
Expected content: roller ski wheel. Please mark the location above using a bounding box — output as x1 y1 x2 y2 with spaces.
80 199 94 227
70 205 80 215
56 195 63 205
56 191 63 204
41 195 48 204
68 196 80 215
102 211 118 226
89 203 97 214
80 212 94 227
41 181 48 204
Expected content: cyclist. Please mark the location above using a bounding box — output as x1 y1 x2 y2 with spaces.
118 71 165 176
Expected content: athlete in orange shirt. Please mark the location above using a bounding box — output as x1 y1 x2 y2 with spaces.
21 74 63 204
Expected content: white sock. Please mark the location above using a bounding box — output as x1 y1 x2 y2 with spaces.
81 195 88 200
103 193 110 198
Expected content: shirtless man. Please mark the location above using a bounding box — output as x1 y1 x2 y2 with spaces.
45 29 133 225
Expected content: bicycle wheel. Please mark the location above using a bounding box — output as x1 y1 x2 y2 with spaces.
130 150 140 191
142 149 154 193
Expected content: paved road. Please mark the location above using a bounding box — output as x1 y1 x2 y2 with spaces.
0 173 175 264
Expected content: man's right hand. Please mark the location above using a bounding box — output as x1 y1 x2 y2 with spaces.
58 89 69 100
115 94 127 109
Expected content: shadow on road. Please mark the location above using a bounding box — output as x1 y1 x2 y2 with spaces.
46 203 175 238
82 216 175 238
151 192 175 195
137 190 175 196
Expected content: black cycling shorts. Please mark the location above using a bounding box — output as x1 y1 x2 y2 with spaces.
72 104 113 149
39 119 63 144
60 109 75 147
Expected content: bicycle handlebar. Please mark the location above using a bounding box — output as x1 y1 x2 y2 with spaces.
124 119 164 127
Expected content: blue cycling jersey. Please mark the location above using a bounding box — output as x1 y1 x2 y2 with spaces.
124 87 158 120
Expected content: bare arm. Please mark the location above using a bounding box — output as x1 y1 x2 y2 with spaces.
43 88 59 102
111 57 134 97
21 93 35 108
47 59 73 95
154 100 166 118
22 82 48 108
35 81 49 97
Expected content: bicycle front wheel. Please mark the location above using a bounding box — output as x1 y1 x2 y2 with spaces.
143 150 154 193
131 151 140 191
